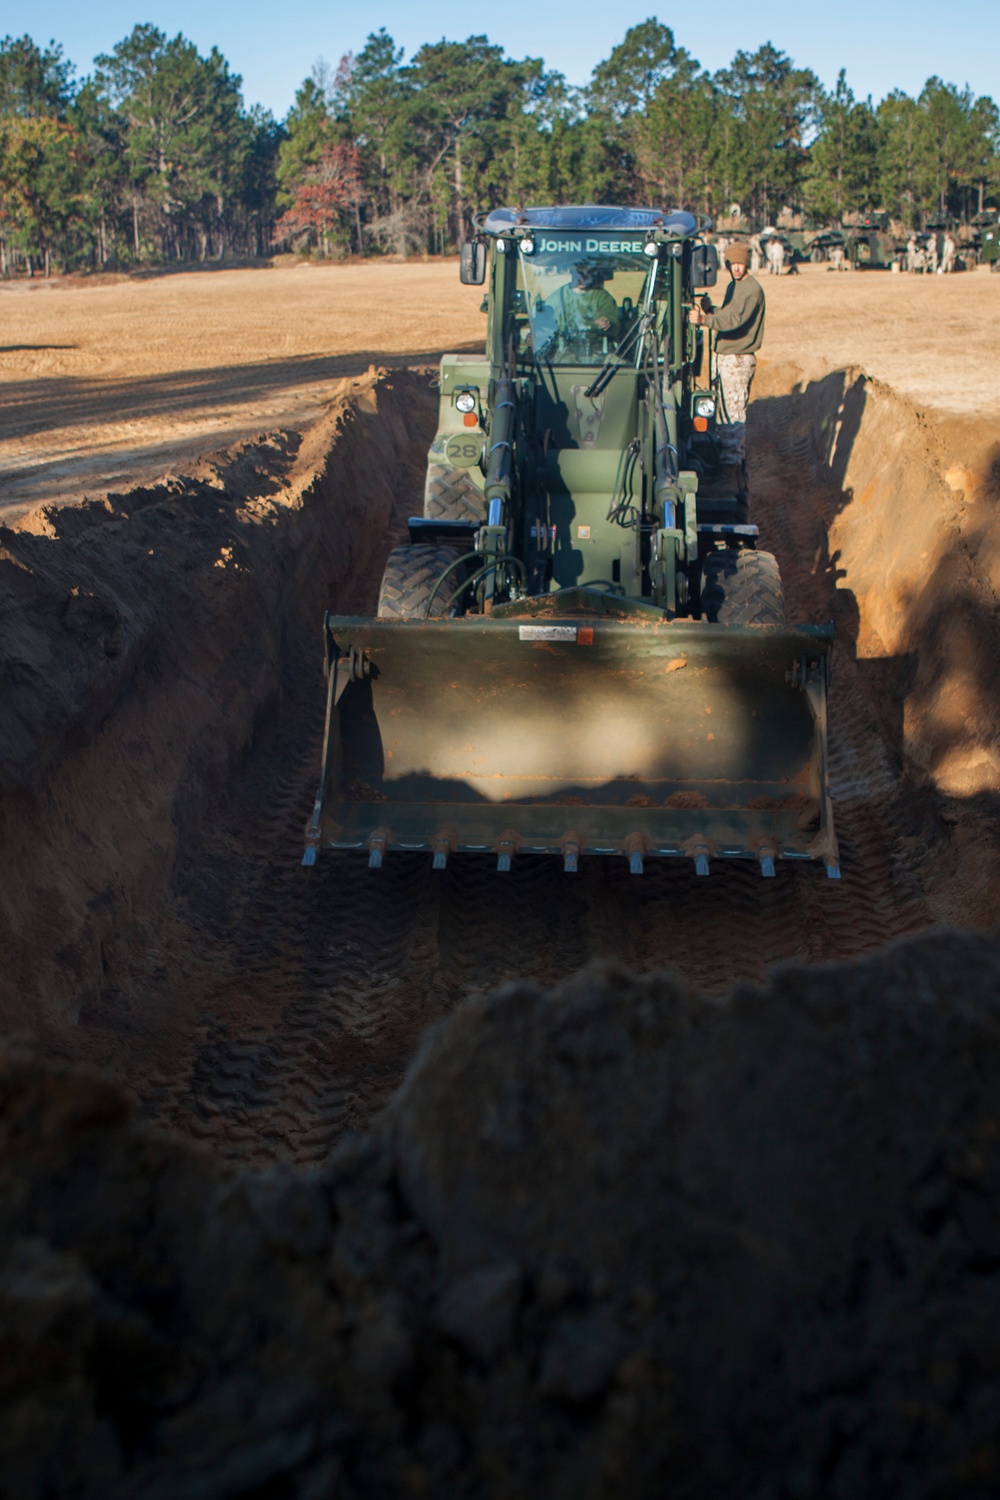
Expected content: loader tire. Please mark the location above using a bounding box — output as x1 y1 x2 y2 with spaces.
700 549 785 626
377 544 471 620
424 462 487 523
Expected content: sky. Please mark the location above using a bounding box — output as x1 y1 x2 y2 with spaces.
10 0 998 119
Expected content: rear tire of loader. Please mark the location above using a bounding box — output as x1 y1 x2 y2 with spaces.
377 544 471 620
424 462 487 523
700 549 785 626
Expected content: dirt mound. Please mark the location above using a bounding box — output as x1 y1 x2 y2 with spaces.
4 930 1000 1497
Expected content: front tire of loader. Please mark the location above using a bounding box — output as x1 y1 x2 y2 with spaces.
699 549 785 626
377 544 471 620
423 462 487 523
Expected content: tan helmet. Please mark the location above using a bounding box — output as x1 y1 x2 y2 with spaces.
726 241 751 266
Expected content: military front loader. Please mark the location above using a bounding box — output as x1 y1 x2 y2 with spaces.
303 205 839 878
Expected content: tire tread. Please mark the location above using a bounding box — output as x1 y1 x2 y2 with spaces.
700 549 785 626
377 544 469 619
423 461 486 523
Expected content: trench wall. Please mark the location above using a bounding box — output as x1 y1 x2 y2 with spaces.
754 362 1000 802
2 360 998 1030
0 370 435 1027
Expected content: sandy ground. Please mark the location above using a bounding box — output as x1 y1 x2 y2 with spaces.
0 262 487 519
760 260 1000 413
1 259 998 519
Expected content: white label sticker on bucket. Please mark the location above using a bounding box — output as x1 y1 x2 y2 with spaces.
518 625 578 642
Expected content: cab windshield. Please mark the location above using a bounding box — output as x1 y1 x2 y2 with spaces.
517 239 657 367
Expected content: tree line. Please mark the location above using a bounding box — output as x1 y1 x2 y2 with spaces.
0 20 997 273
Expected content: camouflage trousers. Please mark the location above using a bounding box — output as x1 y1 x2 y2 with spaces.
716 352 757 463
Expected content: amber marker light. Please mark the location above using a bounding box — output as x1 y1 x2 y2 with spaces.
694 416 708 432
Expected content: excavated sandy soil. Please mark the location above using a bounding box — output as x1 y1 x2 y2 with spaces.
4 353 997 1163
2 263 1000 1495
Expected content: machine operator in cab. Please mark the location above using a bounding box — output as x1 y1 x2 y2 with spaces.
543 260 621 352
687 241 765 472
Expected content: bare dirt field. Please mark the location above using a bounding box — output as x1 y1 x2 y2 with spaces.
1 258 998 518
2 257 1000 1497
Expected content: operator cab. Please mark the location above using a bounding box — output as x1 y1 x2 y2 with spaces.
482 205 697 377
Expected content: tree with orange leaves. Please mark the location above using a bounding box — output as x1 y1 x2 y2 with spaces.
275 140 364 255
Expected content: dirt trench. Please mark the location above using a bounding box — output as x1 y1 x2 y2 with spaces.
1 361 999 1163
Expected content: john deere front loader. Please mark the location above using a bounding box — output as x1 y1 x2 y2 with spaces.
304 206 839 878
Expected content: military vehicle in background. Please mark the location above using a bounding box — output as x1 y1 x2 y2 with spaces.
803 229 847 264
959 210 999 268
977 210 1000 271
758 227 798 269
303 206 838 879
922 216 969 271
846 214 900 270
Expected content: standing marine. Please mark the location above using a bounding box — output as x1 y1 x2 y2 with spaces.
687 240 765 478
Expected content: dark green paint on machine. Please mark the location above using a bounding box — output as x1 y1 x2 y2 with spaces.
303 206 839 879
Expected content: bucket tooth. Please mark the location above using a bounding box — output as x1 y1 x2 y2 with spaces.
367 830 389 870
826 861 841 880
560 833 581 874
760 854 776 878
624 832 645 875
301 846 318 868
431 831 453 871
684 836 713 876
495 830 518 873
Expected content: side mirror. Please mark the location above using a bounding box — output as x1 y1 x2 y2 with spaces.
460 241 487 285
691 243 718 287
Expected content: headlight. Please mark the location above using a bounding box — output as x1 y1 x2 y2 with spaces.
694 396 716 419
455 390 477 414
520 238 535 256
643 241 659 257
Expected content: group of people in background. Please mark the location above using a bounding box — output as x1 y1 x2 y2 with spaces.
902 233 958 273
713 228 968 275
715 233 790 276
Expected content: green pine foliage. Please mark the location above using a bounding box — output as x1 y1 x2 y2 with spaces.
0 23 997 273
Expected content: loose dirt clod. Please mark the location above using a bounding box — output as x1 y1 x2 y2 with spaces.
3 932 1000 1498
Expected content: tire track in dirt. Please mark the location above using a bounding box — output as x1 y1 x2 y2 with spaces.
127 381 932 1163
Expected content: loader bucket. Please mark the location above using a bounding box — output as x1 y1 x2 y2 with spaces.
303 611 839 876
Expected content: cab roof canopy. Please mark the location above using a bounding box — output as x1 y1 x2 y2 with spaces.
481 205 698 237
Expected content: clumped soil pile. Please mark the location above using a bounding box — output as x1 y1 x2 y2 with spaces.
3 932 1000 1499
